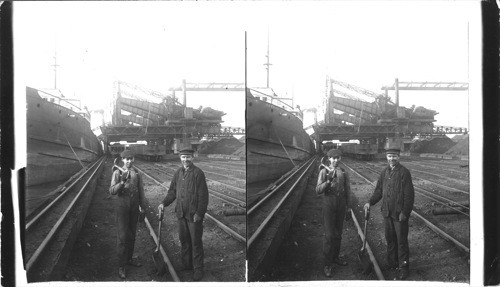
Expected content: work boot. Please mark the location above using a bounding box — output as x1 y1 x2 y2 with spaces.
118 267 126 279
127 257 142 267
323 265 332 277
387 263 399 271
193 269 204 281
333 257 348 266
398 267 409 280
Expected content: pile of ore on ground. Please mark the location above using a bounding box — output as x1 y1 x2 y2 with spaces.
197 137 244 155
232 145 246 157
445 134 469 156
410 136 457 154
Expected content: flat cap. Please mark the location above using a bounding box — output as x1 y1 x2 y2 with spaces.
327 148 342 157
385 141 401 154
179 147 195 155
120 150 134 158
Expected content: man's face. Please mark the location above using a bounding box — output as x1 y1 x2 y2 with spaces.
386 153 400 167
329 156 341 167
122 156 134 169
180 154 194 169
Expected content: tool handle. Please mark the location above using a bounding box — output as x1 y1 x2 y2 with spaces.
113 158 125 173
155 208 164 251
362 215 368 250
321 163 332 172
158 208 164 221
156 219 162 252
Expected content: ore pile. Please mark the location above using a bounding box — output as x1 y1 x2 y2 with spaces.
410 137 457 154
231 146 245 157
445 134 469 156
198 137 244 155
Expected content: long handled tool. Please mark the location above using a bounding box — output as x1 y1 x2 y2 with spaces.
152 210 166 276
112 157 125 173
358 208 373 274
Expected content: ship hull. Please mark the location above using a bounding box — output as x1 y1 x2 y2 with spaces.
26 87 101 186
246 93 314 183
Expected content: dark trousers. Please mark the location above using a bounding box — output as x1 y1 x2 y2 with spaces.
384 216 410 268
178 217 204 270
116 196 140 267
322 195 347 266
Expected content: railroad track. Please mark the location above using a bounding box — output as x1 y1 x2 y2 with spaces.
135 160 246 243
195 162 246 177
247 156 317 280
342 159 470 255
24 156 105 282
136 162 245 208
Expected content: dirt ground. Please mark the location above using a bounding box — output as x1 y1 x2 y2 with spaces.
268 160 470 283
63 156 245 283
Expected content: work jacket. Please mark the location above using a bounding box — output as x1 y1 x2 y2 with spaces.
369 163 415 219
316 166 351 207
109 166 147 211
162 164 209 221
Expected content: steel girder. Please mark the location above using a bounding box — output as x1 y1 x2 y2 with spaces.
381 82 469 91
170 82 245 92
312 124 399 141
119 97 177 119
119 114 154 126
330 96 381 116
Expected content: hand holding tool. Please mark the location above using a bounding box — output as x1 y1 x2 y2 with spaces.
358 208 373 274
152 209 166 276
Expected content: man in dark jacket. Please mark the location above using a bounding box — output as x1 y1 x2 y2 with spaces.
158 147 209 281
316 148 351 277
109 150 147 279
364 142 415 280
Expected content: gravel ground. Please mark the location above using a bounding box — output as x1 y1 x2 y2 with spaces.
268 159 470 283
63 156 245 283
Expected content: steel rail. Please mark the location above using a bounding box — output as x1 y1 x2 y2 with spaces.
194 162 246 175
136 166 245 207
207 189 246 206
247 157 316 216
159 165 246 194
412 176 469 194
136 165 245 243
350 209 385 280
247 158 316 250
144 216 180 282
207 178 245 193
342 161 470 254
407 160 469 175
26 157 105 271
26 157 104 230
205 213 245 243
410 211 469 253
398 163 469 185
362 165 469 215
367 164 469 195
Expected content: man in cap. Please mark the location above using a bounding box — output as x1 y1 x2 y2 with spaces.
363 141 415 280
109 149 147 279
316 148 352 277
158 146 209 281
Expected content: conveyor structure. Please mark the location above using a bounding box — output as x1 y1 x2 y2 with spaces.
313 78 467 144
101 81 243 146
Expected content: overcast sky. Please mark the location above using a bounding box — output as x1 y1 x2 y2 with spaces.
14 1 247 128
244 1 476 129
14 1 477 132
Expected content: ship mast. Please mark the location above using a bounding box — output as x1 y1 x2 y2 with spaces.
264 31 272 88
52 49 60 89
